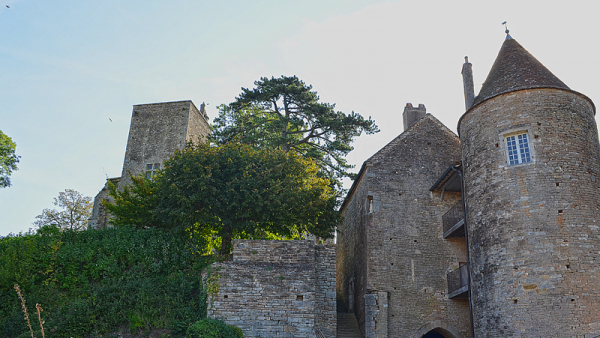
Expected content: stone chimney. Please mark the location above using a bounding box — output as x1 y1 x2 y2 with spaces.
462 56 474 110
403 103 427 131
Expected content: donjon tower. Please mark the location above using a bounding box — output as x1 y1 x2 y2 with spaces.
459 35 600 336
89 100 210 229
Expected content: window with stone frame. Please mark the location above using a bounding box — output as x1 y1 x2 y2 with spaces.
505 132 532 165
146 163 161 179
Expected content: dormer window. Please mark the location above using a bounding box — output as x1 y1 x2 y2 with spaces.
505 132 532 165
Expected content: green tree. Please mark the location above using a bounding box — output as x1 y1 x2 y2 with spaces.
212 76 379 186
0 130 20 188
105 142 340 254
33 189 93 231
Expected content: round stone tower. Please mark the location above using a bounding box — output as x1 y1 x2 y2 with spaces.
458 36 600 337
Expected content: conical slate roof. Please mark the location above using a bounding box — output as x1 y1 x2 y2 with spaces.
471 37 570 108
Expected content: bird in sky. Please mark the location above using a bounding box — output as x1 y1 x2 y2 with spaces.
109 118 113 122
5 5 9 8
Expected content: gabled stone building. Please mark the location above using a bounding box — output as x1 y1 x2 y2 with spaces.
337 105 470 338
338 33 600 338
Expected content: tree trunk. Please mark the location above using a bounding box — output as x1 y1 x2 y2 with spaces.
220 233 233 256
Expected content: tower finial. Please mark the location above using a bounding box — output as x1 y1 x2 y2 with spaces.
502 21 512 39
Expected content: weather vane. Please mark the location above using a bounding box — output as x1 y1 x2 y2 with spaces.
502 21 509 34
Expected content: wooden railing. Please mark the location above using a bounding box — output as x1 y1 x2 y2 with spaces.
442 201 464 234
447 264 469 297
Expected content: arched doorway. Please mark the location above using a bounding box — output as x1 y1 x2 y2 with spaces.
413 321 466 338
422 329 451 338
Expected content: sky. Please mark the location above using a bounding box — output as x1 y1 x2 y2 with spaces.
1 0 600 236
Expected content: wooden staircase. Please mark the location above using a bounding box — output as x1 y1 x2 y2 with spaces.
336 312 362 338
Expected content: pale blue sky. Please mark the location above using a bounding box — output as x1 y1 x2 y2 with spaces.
2 0 600 235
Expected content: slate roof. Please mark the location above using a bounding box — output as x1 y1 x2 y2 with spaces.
471 37 570 108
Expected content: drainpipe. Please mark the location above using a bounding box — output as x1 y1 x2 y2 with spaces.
451 165 475 338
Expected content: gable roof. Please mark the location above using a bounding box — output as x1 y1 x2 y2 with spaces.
366 114 458 163
340 114 459 212
471 37 569 108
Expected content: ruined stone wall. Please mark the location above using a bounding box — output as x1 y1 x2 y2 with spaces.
88 177 120 229
208 240 336 338
459 88 600 337
363 115 471 337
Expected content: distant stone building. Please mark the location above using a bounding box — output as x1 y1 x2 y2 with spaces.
88 100 210 229
338 34 600 338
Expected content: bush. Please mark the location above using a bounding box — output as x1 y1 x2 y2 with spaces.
186 319 243 338
0 226 213 338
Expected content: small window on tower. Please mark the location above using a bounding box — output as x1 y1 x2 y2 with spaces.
368 196 374 213
505 132 532 165
146 163 161 179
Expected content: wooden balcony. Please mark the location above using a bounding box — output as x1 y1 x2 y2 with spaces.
447 264 469 299
442 201 465 238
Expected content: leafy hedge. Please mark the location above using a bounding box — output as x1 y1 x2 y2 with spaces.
0 225 212 338
186 319 243 338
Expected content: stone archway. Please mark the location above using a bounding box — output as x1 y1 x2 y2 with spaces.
412 321 467 338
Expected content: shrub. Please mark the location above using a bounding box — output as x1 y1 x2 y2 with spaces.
186 318 243 338
0 226 212 337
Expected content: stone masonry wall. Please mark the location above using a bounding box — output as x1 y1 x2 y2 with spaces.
337 114 471 338
208 240 336 338
460 88 600 337
365 115 470 338
88 177 120 229
340 114 472 337
119 100 209 187
315 245 336 338
338 167 370 332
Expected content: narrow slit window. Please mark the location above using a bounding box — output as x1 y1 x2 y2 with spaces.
506 133 532 165
368 196 374 213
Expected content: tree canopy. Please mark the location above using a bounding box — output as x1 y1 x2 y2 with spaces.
0 130 20 188
105 142 340 254
33 189 93 231
211 76 379 186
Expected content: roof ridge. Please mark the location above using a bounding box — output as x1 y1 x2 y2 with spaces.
365 114 458 163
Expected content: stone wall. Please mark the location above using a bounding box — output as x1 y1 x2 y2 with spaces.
340 113 472 337
315 245 336 337
337 163 370 330
208 240 336 338
119 100 209 187
459 88 600 337
87 177 119 229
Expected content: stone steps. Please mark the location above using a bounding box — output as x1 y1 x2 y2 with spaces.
337 312 362 338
